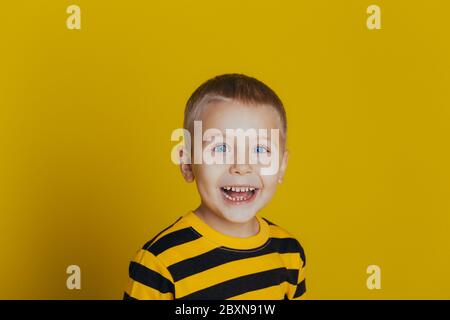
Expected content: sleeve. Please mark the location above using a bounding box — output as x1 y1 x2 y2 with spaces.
286 240 307 300
290 262 306 300
123 248 175 300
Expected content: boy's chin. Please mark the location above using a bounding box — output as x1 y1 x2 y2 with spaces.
219 207 259 224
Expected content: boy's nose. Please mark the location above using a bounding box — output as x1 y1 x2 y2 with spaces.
229 163 253 175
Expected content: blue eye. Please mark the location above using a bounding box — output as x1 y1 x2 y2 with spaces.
254 145 269 153
213 144 229 153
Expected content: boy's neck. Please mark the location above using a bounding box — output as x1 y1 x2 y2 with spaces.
194 205 260 238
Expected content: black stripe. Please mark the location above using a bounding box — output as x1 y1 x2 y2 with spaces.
293 279 306 298
142 216 183 249
123 292 137 300
129 261 174 294
178 267 288 300
146 227 201 256
296 240 306 268
169 237 300 282
286 269 299 286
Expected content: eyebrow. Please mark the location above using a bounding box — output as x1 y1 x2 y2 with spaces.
200 130 279 147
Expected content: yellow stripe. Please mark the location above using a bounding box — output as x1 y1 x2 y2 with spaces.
229 282 288 300
158 237 219 266
278 252 301 270
268 224 293 238
125 278 174 300
176 252 284 298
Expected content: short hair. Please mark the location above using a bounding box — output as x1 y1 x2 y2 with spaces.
183 74 287 142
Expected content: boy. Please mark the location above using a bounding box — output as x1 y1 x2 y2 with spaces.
124 74 306 300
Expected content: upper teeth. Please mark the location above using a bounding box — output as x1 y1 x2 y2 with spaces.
223 186 256 192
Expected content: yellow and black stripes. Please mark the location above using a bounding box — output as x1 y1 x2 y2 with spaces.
180 267 294 300
129 260 174 294
145 227 202 256
167 237 303 282
124 212 306 300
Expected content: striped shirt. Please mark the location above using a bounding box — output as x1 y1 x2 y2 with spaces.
124 211 306 300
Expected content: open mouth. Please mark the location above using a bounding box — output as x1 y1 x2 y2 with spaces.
220 186 259 204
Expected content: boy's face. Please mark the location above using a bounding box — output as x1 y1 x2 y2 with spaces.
181 100 288 224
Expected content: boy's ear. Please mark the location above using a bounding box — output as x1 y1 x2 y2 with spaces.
179 149 195 183
278 149 289 184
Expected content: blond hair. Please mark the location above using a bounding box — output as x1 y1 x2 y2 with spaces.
183 74 287 142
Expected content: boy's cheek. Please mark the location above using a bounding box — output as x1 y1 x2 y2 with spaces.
192 164 223 183
261 176 280 193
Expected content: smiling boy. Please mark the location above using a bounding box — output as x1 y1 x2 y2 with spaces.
124 74 306 300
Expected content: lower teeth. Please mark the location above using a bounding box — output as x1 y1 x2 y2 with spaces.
225 195 245 201
222 189 255 202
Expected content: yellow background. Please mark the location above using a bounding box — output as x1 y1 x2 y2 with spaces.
0 0 449 299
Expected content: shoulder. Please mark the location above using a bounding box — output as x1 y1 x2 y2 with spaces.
141 215 199 256
262 217 306 264
262 216 299 240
